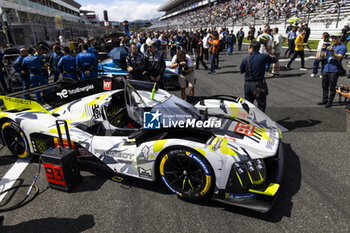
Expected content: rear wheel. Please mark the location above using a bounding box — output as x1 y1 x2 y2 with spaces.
159 149 214 201
1 121 30 158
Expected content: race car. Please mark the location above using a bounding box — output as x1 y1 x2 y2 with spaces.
98 59 179 89
0 77 284 213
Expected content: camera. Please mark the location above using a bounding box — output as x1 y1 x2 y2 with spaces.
336 84 350 92
322 42 332 51
178 60 189 75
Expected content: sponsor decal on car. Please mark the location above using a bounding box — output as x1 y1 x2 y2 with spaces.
94 149 133 164
103 80 112 90
138 167 152 178
226 193 256 200
143 110 221 129
57 84 95 99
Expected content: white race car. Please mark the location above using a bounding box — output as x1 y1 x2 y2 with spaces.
0 77 284 213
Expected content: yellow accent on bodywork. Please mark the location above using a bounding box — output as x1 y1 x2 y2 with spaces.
159 154 168 176
209 136 237 155
249 183 280 196
49 125 72 134
200 175 211 196
194 148 205 157
229 103 240 117
0 112 9 119
0 96 49 114
255 127 272 141
112 176 124 182
235 172 243 187
278 127 283 139
87 93 109 106
153 139 168 153
247 171 265 185
50 105 64 114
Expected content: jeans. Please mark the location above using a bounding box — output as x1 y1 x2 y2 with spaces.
215 52 220 68
322 72 339 103
287 51 305 68
244 81 267 112
285 40 295 57
312 59 325 75
209 54 215 72
30 74 48 103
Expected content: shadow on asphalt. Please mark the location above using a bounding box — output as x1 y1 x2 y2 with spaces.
277 117 322 131
0 155 17 167
0 214 95 233
215 71 240 75
273 72 305 78
219 143 301 222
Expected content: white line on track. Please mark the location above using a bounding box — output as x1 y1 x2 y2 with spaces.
0 156 32 202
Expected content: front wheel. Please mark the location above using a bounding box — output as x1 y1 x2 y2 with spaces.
1 121 30 158
159 149 214 201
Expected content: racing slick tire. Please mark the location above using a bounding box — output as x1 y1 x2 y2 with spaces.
1 121 30 158
159 148 214 201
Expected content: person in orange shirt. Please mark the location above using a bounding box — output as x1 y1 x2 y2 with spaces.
208 33 219 74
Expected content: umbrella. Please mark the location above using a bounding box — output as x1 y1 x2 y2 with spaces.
108 46 129 60
288 17 300 25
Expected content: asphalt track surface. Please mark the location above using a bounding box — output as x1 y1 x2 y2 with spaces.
0 45 349 232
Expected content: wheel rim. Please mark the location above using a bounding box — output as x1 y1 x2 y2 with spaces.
163 153 206 197
3 126 27 157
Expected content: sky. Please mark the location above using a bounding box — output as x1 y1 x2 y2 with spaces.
76 0 164 22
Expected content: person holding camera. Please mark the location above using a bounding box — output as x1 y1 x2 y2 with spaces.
336 85 350 115
240 41 276 112
171 50 195 100
310 32 330 78
318 32 347 108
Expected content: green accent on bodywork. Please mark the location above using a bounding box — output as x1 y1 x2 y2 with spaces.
278 127 283 139
150 154 155 159
151 83 157 100
153 139 168 153
255 127 272 141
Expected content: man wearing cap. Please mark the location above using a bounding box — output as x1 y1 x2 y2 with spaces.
318 32 347 108
144 40 165 87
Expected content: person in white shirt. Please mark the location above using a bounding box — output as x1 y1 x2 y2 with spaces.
271 27 286 77
203 32 210 62
170 50 195 100
311 32 330 78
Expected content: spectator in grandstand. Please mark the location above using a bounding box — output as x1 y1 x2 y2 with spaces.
286 28 308 71
57 47 78 82
49 45 64 82
76 44 98 80
285 26 297 58
311 32 330 78
271 27 285 77
35 46 49 80
0 50 9 95
240 41 276 112
14 48 31 99
318 32 347 108
126 43 146 81
22 47 49 103
171 50 195 100
208 33 219 74
237 28 245 51
145 40 165 87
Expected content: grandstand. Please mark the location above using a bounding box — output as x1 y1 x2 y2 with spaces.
0 0 109 46
153 0 350 39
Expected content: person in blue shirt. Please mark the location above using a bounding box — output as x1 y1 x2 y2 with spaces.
22 47 48 103
0 51 9 94
88 39 98 59
318 32 347 108
285 27 297 58
34 46 49 80
49 45 64 82
240 41 276 112
57 47 78 82
14 48 31 99
76 44 97 80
